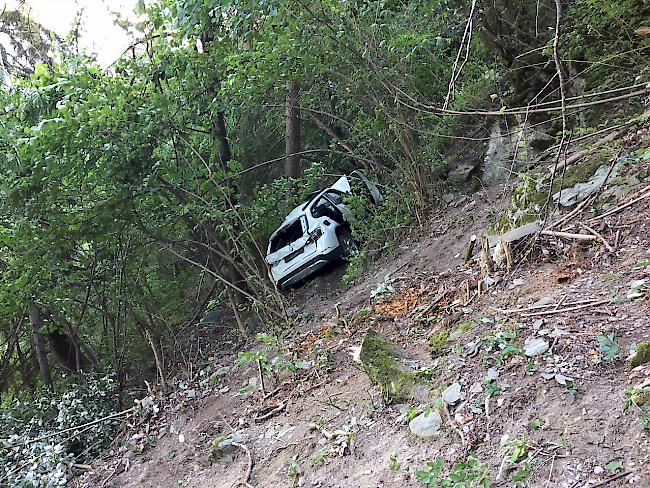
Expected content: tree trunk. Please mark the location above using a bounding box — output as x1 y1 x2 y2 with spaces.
29 302 53 387
212 111 232 173
285 80 302 179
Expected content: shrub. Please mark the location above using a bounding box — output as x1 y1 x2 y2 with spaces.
0 374 119 487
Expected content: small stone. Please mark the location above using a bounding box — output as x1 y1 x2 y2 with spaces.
524 337 550 357
178 433 185 443
594 466 604 475
408 411 442 439
554 373 573 386
185 389 197 398
469 382 483 394
442 193 455 204
487 367 500 380
442 383 462 404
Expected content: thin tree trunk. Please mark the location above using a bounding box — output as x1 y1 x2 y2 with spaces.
285 80 302 179
213 111 232 172
29 302 53 387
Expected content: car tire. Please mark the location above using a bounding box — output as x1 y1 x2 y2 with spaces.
337 228 359 260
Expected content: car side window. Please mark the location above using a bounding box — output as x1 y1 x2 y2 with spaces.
311 196 341 221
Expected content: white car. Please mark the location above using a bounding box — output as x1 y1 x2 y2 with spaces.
266 170 383 289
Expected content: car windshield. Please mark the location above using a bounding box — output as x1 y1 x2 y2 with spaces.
269 218 304 253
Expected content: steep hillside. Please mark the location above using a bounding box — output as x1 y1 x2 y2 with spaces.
75 126 650 488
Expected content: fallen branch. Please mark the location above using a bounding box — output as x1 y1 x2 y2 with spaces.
231 442 254 488
521 298 611 317
254 402 287 422
552 109 649 174
589 470 633 488
491 298 599 314
549 194 596 229
580 224 614 252
586 185 650 223
540 229 597 241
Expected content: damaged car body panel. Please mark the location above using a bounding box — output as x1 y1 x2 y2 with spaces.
266 170 382 289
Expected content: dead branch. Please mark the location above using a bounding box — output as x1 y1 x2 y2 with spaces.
580 224 614 252
6 408 135 448
540 229 597 241
586 185 650 223
521 298 611 317
443 0 477 109
491 298 600 314
552 109 649 174
254 402 287 422
231 442 254 488
589 471 633 488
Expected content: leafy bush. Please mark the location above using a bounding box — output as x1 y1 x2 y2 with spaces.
0 374 119 487
343 183 416 283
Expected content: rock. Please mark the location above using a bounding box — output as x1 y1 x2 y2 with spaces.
442 193 455 204
594 466 604 475
448 163 477 183
209 433 243 464
524 337 550 357
627 341 650 369
469 382 483 394
487 367 500 381
553 160 624 207
442 382 462 404
501 222 540 243
408 411 442 439
359 329 434 403
554 374 573 386
627 279 647 300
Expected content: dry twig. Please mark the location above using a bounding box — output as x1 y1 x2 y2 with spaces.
521 298 611 317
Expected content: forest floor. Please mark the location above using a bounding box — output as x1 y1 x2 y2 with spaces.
76 127 650 488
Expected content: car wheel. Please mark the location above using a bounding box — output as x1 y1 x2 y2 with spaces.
337 228 359 259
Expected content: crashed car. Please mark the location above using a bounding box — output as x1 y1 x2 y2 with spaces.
266 170 383 289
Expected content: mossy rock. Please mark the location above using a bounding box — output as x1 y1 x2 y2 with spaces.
359 329 433 403
209 433 242 464
628 341 650 369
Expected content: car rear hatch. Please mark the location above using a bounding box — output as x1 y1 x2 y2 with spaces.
266 216 311 266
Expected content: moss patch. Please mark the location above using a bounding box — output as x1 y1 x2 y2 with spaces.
628 341 650 369
428 330 450 357
360 329 431 403
552 155 607 193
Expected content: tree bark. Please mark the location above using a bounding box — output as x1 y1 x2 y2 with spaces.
212 111 233 172
29 302 53 387
285 80 302 179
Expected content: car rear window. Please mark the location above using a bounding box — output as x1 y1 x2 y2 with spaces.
269 219 304 253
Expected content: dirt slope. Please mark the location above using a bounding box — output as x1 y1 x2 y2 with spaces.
76 137 650 488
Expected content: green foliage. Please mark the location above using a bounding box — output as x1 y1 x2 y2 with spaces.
0 374 118 486
624 386 650 430
390 455 401 472
596 333 622 361
343 185 416 283
563 0 650 93
416 456 491 487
